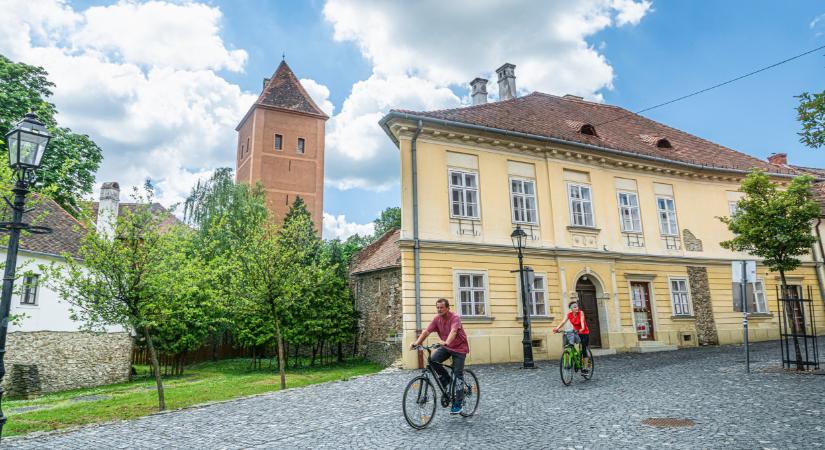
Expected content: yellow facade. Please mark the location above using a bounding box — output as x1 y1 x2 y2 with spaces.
388 122 824 369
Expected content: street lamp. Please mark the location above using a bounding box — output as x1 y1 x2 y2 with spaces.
0 110 52 440
511 225 535 369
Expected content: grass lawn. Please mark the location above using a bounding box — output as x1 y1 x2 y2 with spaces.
4 358 382 437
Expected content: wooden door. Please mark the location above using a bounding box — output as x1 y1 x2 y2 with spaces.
630 282 655 341
575 278 601 347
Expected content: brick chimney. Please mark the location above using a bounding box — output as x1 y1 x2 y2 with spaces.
470 78 488 105
767 153 787 165
496 63 516 101
96 182 120 239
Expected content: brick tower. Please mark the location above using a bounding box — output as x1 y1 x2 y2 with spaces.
235 60 328 232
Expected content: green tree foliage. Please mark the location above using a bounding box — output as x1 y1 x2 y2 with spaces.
372 206 400 238
46 186 173 410
0 54 102 213
720 170 820 369
797 90 825 149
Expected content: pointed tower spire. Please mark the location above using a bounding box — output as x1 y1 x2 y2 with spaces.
255 61 328 118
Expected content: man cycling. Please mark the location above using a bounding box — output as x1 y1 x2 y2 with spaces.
553 300 591 374
410 298 470 414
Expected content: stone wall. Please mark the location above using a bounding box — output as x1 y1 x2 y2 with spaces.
687 267 719 346
683 229 704 252
352 267 402 366
3 331 132 397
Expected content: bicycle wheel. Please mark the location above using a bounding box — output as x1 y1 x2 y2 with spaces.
559 348 574 386
581 348 594 380
459 369 480 417
403 376 437 429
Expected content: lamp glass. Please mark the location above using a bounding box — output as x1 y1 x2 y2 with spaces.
5 113 50 170
510 226 527 250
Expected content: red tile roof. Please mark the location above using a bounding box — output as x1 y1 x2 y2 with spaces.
13 196 87 258
389 92 801 175
350 229 400 275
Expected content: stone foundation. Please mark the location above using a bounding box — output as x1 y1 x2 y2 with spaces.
3 331 133 397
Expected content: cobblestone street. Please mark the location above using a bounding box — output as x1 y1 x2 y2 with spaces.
7 340 825 449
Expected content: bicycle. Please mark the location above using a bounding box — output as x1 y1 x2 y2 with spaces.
557 330 594 386
402 344 480 429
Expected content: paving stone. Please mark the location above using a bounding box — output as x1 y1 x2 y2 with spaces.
4 339 825 449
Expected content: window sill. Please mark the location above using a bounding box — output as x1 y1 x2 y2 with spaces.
671 315 695 321
450 217 481 222
516 316 555 322
748 313 773 319
567 226 601 233
460 316 495 323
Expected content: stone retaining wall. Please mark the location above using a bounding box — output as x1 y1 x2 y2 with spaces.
3 331 133 397
352 267 402 366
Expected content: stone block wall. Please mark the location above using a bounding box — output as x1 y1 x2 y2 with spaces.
352 268 402 366
687 267 719 346
3 331 133 397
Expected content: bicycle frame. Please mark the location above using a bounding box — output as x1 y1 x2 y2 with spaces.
417 346 459 403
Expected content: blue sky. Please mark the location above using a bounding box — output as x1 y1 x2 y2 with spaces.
4 1 823 238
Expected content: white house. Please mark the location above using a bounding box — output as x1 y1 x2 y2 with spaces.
4 183 134 397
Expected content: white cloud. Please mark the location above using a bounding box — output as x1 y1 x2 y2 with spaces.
1 0 256 209
811 13 825 29
323 212 374 240
321 0 652 191
300 78 335 116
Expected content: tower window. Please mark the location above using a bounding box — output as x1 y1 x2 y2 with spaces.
656 138 672 149
579 124 597 136
275 134 283 150
246 137 250 154
297 138 305 154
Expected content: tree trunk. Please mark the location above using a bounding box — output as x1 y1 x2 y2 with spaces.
275 320 287 390
294 344 300 368
337 342 343 363
311 342 318 366
779 270 804 370
143 325 166 411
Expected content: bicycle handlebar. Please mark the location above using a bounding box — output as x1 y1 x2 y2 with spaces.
413 344 441 351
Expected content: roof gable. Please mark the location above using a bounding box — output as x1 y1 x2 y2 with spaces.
350 229 401 275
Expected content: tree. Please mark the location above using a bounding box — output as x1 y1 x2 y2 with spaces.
720 170 821 369
372 206 400 238
0 55 103 213
47 185 173 409
797 90 824 149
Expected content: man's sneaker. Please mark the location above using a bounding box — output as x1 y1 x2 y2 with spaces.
450 404 462 415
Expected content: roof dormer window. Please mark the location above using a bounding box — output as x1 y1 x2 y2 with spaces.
656 138 672 149
579 124 597 136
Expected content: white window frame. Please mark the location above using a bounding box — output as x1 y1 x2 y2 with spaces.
617 191 642 233
449 169 481 220
509 177 538 225
516 272 549 317
656 196 679 236
668 277 692 316
752 279 768 313
21 273 39 306
454 270 489 317
728 201 739 217
567 182 595 228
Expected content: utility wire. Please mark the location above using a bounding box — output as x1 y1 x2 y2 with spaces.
593 44 825 127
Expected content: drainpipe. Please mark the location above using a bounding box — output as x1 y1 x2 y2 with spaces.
411 121 424 368
814 218 825 307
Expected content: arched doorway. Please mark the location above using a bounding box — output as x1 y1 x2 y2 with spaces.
575 276 602 347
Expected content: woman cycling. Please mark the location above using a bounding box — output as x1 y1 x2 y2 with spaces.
553 300 591 373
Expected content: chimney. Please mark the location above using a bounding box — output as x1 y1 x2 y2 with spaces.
496 63 517 101
262 78 270 91
470 78 488 105
96 182 120 239
767 153 787 165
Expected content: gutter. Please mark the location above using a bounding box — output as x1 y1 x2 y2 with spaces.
815 217 825 307
411 121 423 364
378 112 817 181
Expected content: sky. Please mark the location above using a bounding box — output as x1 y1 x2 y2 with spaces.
3 0 823 239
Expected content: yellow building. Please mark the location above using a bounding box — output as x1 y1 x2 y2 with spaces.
379 69 825 369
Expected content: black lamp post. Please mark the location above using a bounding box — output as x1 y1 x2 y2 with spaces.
0 110 52 439
511 225 535 369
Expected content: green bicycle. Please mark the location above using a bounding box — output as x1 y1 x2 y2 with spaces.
558 330 594 386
